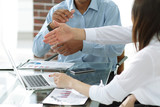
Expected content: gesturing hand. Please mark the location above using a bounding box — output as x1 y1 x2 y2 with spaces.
43 21 75 45
51 40 83 56
48 9 75 31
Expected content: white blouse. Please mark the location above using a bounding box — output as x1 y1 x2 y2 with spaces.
85 27 160 106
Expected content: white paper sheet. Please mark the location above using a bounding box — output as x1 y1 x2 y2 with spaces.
43 88 88 105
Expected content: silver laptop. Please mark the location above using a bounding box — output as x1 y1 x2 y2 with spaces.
2 42 56 90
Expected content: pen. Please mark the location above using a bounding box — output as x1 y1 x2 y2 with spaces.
70 69 95 75
51 95 62 103
44 53 58 61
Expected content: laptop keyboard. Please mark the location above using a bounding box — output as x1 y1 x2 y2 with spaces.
23 75 50 87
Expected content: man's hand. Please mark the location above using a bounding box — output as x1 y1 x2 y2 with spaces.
52 9 75 23
51 40 83 56
49 9 75 29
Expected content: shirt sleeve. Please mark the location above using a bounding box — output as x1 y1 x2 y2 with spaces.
89 77 128 105
82 4 124 58
32 8 54 57
85 26 132 45
89 49 154 105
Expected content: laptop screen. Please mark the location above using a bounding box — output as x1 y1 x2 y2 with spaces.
2 42 26 89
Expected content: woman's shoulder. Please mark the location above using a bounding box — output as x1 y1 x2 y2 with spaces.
136 39 160 62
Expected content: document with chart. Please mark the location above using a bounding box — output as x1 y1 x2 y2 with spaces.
18 60 74 70
43 88 88 105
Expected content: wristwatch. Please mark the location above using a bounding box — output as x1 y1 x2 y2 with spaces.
47 23 53 32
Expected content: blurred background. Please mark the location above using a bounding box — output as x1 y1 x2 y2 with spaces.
0 0 136 66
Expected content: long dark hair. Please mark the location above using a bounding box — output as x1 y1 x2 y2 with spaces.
132 0 160 50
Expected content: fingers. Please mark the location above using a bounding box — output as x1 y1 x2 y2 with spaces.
53 14 66 23
49 73 73 88
49 73 60 77
43 31 58 45
51 43 69 55
61 9 73 19
44 20 73 45
49 73 63 85
63 51 70 56
53 10 68 22
43 23 60 45
52 9 75 23
51 45 58 51
60 9 74 19
70 9 75 17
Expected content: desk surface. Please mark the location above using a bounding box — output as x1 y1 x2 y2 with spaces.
0 62 112 107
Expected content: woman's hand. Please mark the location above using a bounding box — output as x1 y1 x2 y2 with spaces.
49 73 75 88
43 21 74 45
49 73 91 97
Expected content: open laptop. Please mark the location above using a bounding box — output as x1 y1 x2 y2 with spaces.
2 42 56 90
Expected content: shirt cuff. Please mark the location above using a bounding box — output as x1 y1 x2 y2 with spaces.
85 28 96 42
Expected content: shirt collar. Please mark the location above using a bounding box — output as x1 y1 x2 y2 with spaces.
67 0 98 12
66 0 76 11
88 0 98 11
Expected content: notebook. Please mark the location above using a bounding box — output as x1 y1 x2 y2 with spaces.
2 42 57 90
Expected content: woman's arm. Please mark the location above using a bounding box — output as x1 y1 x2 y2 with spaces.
85 26 132 44
49 73 91 97
43 21 86 45
43 21 132 45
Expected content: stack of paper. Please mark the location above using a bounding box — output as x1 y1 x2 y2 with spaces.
43 88 88 105
18 60 74 70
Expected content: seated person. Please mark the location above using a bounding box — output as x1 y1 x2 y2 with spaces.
33 0 124 85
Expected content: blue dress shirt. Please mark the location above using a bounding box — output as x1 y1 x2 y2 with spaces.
33 0 125 72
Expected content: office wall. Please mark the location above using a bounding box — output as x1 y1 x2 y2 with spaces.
33 0 63 37
113 0 133 26
18 0 33 32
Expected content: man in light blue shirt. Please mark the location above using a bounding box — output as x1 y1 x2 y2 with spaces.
33 0 124 85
